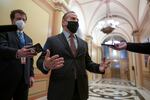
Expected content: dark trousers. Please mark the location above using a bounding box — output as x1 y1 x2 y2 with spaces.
0 77 29 100
72 80 81 100
12 80 29 100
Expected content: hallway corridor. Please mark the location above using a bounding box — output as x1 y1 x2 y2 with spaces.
36 79 150 100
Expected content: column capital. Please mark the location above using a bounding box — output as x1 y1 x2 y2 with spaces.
85 35 93 40
132 30 141 42
132 30 139 36
49 0 69 12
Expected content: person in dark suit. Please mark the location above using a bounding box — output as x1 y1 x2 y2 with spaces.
0 9 37 100
112 42 150 54
36 11 110 100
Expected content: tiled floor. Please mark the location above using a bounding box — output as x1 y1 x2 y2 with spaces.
36 79 150 100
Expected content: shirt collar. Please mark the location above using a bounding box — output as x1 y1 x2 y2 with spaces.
17 30 23 34
17 30 24 37
63 30 76 39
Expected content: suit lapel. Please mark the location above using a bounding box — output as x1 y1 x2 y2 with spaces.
14 31 31 48
24 33 31 45
58 33 74 57
8 31 20 48
76 36 85 57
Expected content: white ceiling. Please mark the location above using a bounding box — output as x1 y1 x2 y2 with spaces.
67 0 149 45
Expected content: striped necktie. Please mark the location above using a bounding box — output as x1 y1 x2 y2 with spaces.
18 32 25 48
69 33 76 56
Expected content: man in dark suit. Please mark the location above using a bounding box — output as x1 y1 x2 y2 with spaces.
0 9 37 100
37 11 110 100
112 42 150 54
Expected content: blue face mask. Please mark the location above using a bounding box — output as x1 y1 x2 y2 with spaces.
67 21 79 33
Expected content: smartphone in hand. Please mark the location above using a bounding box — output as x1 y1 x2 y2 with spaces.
101 43 115 48
28 43 43 53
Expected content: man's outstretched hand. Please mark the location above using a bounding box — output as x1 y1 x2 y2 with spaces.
113 42 127 50
99 57 111 72
44 49 64 70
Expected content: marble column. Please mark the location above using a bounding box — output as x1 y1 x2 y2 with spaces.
132 33 144 87
85 35 94 80
85 35 93 57
93 46 102 80
49 0 69 35
128 52 136 84
51 10 64 35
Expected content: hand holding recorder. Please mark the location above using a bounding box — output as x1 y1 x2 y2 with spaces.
101 43 115 47
27 43 43 53
16 43 43 58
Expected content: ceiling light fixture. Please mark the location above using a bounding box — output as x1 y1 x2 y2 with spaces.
100 0 119 34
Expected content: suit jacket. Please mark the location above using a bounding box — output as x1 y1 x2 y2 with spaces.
127 42 150 54
0 31 34 88
37 33 105 100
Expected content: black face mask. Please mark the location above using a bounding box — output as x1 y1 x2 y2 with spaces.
67 21 79 33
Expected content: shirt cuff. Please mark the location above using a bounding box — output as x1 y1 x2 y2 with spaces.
43 62 50 71
99 65 105 73
16 50 20 59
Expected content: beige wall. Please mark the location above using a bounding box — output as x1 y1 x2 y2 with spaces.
0 0 51 68
0 0 52 99
0 0 49 47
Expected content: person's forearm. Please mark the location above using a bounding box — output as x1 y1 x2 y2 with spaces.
37 56 49 74
126 43 150 54
0 46 18 58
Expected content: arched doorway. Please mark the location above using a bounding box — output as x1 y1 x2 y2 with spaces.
102 35 129 80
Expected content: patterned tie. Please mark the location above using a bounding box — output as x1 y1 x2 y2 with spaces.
69 33 76 56
18 32 25 48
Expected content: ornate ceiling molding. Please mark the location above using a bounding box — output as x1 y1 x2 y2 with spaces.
33 0 69 13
